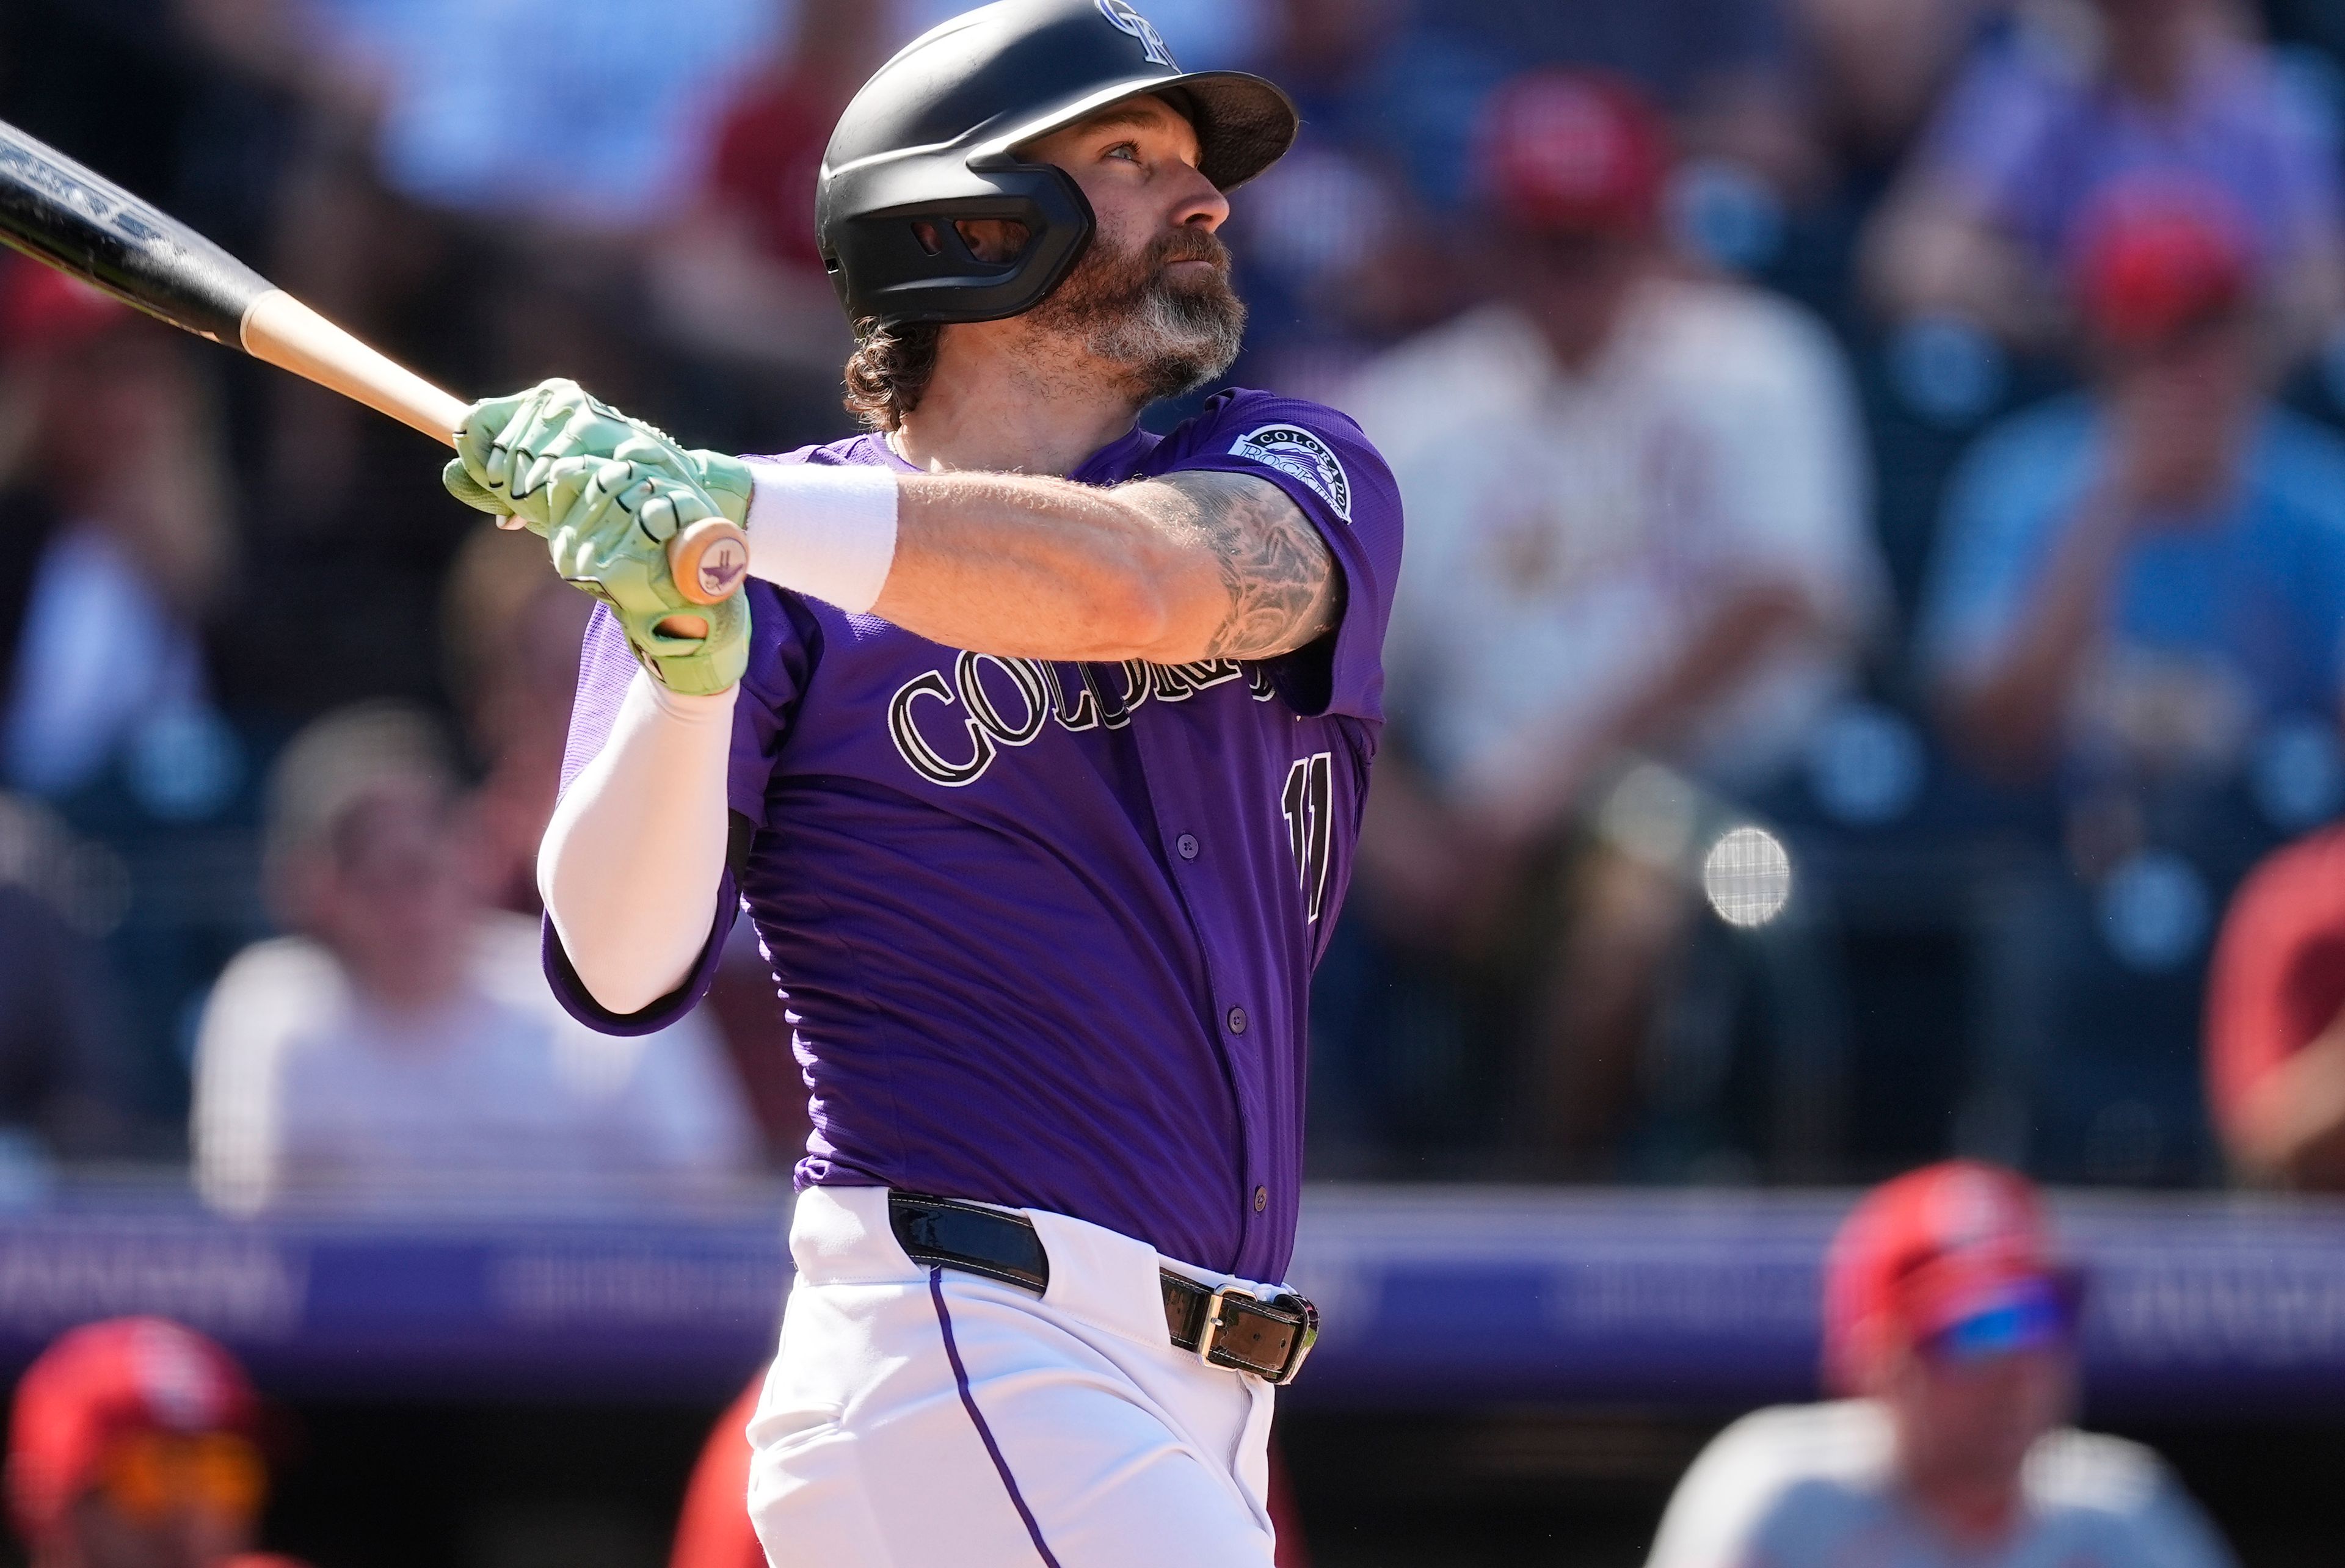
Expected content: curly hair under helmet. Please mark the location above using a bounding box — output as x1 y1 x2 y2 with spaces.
842 319 946 433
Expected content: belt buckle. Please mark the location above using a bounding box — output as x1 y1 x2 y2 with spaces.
1194 1283 1256 1372
1196 1284 1320 1386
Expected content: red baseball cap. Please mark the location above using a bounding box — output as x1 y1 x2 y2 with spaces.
2070 180 2253 349
7 1318 260 1542
1822 1161 2079 1393
0 253 134 359
1475 70 1671 236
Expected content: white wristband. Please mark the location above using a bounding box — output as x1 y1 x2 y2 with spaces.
742 461 901 614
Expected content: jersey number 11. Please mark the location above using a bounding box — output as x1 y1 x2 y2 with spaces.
1281 753 1334 925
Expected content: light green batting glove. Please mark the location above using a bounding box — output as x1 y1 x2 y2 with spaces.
442 377 752 534
539 454 751 697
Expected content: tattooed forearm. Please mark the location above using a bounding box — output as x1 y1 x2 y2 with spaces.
1142 471 1343 661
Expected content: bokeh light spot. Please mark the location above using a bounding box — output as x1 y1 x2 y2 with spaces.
1702 825 1792 927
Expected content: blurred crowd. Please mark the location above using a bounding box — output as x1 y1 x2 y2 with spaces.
6 0 2345 1207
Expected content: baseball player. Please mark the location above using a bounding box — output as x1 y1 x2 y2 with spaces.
437 3 1400 1564
1646 1162 2235 1568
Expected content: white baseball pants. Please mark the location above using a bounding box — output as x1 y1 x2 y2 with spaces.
746 1186 1281 1567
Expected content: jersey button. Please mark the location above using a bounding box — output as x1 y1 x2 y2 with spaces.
1177 833 1199 860
1226 1006 1248 1036
1254 1186 1268 1213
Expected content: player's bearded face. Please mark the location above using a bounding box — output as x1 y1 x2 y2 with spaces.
1027 225 1246 399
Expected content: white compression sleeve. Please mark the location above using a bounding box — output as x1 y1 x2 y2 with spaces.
742 460 900 613
539 669 738 1017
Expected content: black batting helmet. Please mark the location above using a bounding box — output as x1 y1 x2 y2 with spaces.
816 0 1298 329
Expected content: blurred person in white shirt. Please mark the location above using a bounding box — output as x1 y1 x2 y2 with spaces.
1340 71 1881 1172
193 703 758 1213
1647 1160 2234 1568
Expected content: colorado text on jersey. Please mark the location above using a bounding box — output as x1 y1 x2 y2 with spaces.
885 654 1277 788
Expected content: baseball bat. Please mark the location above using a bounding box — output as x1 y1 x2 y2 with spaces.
0 117 749 609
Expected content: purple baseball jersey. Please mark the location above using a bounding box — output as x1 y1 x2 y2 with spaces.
545 390 1401 1282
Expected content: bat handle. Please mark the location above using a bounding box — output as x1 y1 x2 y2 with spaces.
238 289 750 609
242 289 470 443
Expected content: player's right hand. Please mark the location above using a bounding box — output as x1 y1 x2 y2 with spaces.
441 379 752 535
540 454 751 697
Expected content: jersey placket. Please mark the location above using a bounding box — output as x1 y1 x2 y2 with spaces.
1121 702 1270 1273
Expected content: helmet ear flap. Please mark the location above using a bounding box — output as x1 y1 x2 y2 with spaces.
824 163 1095 327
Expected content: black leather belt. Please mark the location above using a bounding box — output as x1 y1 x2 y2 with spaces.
887 1191 1319 1385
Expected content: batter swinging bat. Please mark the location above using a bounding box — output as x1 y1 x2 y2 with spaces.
0 118 749 608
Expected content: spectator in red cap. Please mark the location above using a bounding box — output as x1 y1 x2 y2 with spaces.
1919 175 2309 781
1337 70 1882 1173
7 1317 277 1568
1648 1161 2233 1567
2205 824 2345 1188
1867 0 2343 357
1913 176 2345 1183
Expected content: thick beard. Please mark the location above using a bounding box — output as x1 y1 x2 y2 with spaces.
1024 228 1247 401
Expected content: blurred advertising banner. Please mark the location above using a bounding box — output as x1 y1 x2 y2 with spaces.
0 1186 2334 1412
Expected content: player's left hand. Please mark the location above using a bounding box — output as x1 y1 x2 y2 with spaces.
540 454 751 697
442 378 753 534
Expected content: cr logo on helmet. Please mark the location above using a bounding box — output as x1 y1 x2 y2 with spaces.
1096 0 1177 68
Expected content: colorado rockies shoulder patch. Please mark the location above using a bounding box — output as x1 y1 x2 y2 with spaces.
1229 424 1352 524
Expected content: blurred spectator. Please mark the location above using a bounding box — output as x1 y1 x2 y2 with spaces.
1434 0 1823 211
0 261 230 802
6 1318 293 1568
440 528 595 916
1221 0 1472 397
1866 0 2344 355
191 703 758 1213
0 259 260 1123
296 0 778 235
1791 0 2004 181
1919 180 2345 782
1918 181 2345 1183
0 881 139 1164
1340 71 1880 1172
652 0 899 372
1244 0 1487 203
2204 824 2345 1186
1646 1161 2234 1567
0 797 150 1163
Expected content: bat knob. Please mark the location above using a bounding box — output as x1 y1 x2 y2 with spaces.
667 518 752 606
